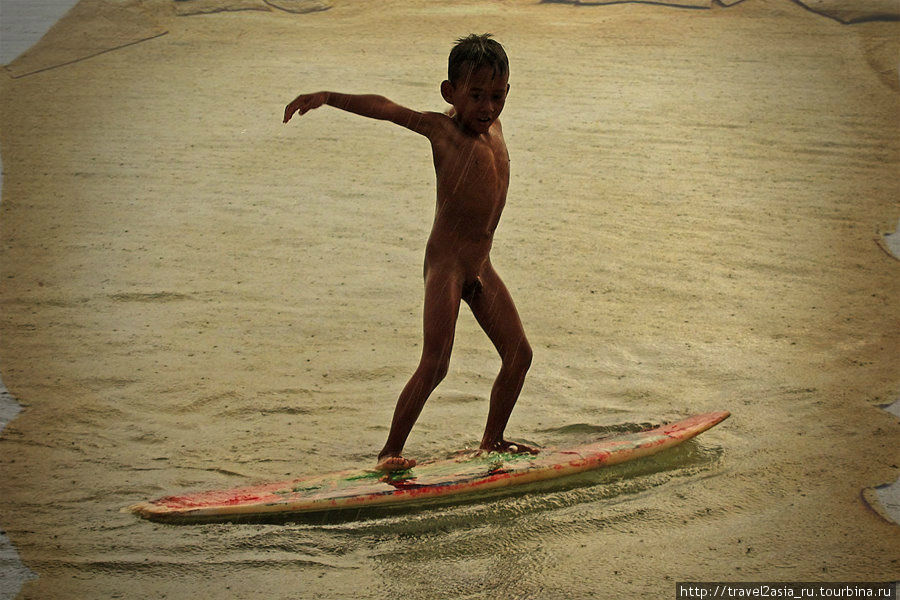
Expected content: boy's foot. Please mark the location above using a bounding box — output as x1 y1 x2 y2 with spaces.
479 440 539 455
375 455 417 472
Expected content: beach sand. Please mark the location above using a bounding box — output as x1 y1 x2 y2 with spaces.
1 0 898 598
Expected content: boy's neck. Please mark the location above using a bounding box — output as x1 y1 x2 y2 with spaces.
452 114 489 138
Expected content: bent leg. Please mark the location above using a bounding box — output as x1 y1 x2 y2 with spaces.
378 270 462 469
466 264 535 453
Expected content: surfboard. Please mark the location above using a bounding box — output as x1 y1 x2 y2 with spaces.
129 410 729 522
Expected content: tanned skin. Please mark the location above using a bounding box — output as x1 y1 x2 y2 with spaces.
284 65 535 472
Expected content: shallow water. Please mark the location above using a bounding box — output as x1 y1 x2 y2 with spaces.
1 0 899 598
91 437 727 599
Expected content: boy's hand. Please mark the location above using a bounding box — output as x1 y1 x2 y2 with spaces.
283 92 328 123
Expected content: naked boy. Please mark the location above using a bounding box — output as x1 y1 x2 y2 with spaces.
283 34 535 471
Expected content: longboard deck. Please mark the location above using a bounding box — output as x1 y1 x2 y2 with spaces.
130 411 729 522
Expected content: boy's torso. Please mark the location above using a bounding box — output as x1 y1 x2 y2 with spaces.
426 118 509 270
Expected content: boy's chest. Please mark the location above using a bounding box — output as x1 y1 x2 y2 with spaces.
437 136 509 191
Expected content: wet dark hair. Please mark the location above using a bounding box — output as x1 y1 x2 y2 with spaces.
448 33 509 84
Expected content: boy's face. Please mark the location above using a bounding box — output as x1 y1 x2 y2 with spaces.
442 65 509 135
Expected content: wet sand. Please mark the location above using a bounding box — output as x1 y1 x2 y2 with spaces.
1 0 899 598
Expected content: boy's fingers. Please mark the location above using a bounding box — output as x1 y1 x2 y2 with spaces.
284 102 302 123
283 96 319 123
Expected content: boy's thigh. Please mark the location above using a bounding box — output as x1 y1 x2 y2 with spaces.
468 266 528 351
421 269 463 353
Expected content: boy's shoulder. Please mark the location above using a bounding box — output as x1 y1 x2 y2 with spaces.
423 111 458 133
410 111 466 147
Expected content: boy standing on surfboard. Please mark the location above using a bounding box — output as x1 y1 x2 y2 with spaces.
283 34 536 472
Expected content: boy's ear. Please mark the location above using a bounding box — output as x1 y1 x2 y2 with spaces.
440 80 454 105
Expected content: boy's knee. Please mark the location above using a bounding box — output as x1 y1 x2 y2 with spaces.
421 353 451 386
504 340 532 373
521 342 533 371
434 359 450 384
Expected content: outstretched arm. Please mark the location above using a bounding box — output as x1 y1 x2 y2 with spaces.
283 91 441 137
